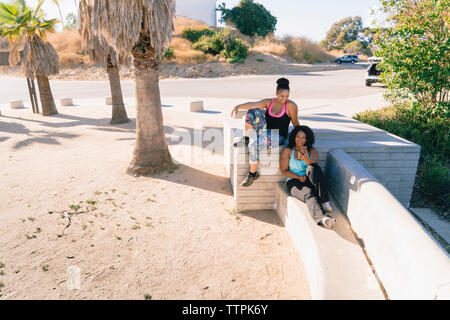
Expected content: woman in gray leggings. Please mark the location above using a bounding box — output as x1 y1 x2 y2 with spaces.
279 126 336 229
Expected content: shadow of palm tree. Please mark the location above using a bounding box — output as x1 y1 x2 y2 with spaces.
154 163 232 196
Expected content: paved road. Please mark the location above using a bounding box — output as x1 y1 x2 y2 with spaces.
0 69 387 116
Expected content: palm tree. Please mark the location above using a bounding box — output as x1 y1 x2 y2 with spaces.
80 0 175 175
0 0 59 116
79 7 129 124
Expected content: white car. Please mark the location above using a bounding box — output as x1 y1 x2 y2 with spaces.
365 57 383 86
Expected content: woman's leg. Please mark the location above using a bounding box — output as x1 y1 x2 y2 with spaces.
245 109 267 171
305 164 330 204
287 179 325 224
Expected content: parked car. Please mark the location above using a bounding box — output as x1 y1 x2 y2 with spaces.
365 57 383 86
335 54 358 64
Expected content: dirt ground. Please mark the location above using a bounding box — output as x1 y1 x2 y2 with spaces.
0 104 311 300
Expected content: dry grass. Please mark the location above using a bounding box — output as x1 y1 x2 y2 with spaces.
47 30 89 67
251 35 287 56
167 37 218 65
173 16 209 35
282 36 334 64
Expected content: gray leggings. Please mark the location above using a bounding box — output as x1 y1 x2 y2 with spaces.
286 164 330 224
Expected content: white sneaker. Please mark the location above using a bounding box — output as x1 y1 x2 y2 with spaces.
322 201 332 214
320 215 336 229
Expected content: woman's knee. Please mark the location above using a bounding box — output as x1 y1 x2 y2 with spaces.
306 164 322 178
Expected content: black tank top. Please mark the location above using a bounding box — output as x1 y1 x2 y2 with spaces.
265 98 291 140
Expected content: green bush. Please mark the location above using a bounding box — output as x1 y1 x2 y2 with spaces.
181 28 215 43
192 32 224 56
354 102 449 211
221 36 248 63
163 46 174 60
192 30 248 63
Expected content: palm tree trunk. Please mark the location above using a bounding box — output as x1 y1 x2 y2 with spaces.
127 32 173 176
36 75 58 116
107 56 129 124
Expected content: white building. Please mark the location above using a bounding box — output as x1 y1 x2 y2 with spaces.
176 0 217 27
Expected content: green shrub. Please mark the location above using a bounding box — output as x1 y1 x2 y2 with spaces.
221 36 248 63
354 102 449 211
181 28 215 43
163 46 174 60
192 30 248 63
192 32 224 56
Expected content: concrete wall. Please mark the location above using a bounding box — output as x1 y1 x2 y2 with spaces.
176 0 217 26
326 149 450 299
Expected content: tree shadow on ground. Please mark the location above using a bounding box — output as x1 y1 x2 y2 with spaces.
154 163 232 196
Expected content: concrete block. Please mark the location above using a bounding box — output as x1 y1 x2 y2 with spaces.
105 96 112 105
349 152 420 161
60 98 74 106
236 203 274 211
10 100 24 109
368 167 418 175
190 100 204 112
357 160 419 168
236 196 275 205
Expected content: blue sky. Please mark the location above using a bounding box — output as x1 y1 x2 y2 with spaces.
25 0 385 42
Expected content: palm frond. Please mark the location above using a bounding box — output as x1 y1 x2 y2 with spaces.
80 0 175 59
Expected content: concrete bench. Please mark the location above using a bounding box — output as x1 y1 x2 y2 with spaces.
274 182 385 300
326 149 450 300
274 148 450 299
223 113 421 210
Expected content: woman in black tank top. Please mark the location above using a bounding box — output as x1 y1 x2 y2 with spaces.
230 78 300 186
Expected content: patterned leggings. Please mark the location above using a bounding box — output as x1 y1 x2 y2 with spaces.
245 109 286 163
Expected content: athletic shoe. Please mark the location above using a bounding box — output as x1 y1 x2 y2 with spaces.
322 201 332 214
241 171 260 187
319 215 336 229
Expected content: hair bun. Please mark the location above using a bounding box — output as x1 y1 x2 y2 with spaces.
277 78 289 86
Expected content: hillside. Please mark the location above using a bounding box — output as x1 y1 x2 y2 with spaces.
0 16 367 80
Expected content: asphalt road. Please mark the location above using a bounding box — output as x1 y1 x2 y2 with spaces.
0 69 386 116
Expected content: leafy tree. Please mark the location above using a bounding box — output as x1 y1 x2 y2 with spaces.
217 0 277 38
375 0 449 107
320 16 364 50
344 40 363 53
0 0 60 116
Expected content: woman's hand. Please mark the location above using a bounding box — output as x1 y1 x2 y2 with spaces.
230 106 239 118
298 176 307 183
298 146 309 161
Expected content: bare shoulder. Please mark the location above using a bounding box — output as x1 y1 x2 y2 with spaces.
281 147 292 157
287 100 299 110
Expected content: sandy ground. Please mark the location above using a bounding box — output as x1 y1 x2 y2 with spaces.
0 104 310 300
0 51 367 81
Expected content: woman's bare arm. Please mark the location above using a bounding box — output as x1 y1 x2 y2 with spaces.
230 99 269 117
288 101 300 126
280 148 307 182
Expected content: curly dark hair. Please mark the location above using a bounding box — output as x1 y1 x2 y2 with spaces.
287 125 315 151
